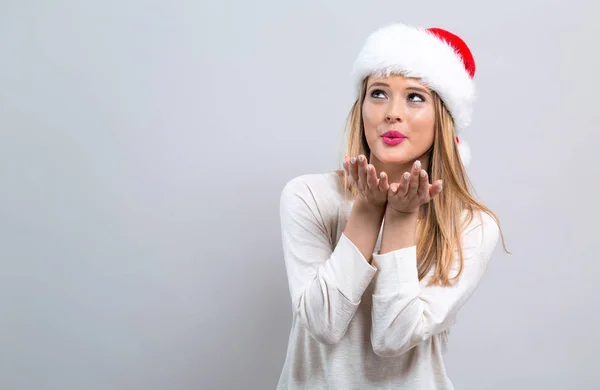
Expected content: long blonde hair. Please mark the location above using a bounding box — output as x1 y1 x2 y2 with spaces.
335 77 507 287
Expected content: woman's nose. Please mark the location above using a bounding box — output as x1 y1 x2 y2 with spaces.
385 110 403 122
385 113 402 122
385 101 404 122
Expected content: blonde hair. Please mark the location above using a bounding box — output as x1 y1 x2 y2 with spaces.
335 77 507 287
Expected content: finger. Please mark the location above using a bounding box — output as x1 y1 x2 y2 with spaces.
343 156 352 183
396 171 411 196
378 172 389 192
357 155 367 186
366 164 378 189
417 169 429 198
349 156 359 183
428 180 443 198
408 160 421 195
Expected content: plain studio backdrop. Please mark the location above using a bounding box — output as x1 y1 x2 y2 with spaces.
1 1 599 389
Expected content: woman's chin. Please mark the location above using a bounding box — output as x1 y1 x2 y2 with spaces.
372 148 412 166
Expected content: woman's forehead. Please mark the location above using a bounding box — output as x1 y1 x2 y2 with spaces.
366 74 429 89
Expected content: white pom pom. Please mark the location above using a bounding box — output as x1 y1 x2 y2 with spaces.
457 138 471 167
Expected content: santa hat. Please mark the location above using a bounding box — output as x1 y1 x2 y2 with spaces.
352 24 475 167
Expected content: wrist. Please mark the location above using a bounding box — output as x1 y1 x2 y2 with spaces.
354 199 386 215
385 206 419 221
380 207 418 254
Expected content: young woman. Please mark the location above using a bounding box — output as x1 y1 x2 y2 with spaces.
276 23 505 389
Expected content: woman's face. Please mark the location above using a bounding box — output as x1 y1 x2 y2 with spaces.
362 74 436 167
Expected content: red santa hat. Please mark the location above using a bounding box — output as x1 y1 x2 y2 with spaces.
352 24 475 167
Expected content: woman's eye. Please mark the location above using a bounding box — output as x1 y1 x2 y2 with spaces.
408 93 425 103
370 89 386 99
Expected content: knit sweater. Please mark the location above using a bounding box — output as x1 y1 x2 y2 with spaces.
275 172 500 390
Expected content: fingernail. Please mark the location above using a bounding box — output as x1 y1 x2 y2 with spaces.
367 164 372 171
351 157 356 164
420 169 426 177
380 172 385 178
414 160 421 170
403 172 410 180
358 155 365 162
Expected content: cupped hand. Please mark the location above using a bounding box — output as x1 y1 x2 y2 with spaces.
387 160 443 215
343 155 390 207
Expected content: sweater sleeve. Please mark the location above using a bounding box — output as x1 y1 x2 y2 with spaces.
370 211 500 357
279 176 377 345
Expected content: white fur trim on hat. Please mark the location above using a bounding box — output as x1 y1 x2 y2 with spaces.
352 24 475 134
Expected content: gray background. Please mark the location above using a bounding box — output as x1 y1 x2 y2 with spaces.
1 1 598 389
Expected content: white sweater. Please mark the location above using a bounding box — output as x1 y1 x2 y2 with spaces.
276 172 500 390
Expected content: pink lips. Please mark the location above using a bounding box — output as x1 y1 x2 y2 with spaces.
381 130 407 146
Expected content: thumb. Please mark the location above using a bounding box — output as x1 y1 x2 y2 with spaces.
428 180 443 197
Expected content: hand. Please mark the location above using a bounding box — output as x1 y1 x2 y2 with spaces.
343 155 390 208
387 160 443 215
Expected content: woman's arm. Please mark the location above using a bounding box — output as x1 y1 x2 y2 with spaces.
370 211 499 357
343 200 386 261
280 175 384 345
378 208 419 254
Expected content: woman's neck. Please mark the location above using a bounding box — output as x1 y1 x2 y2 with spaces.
371 153 431 185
